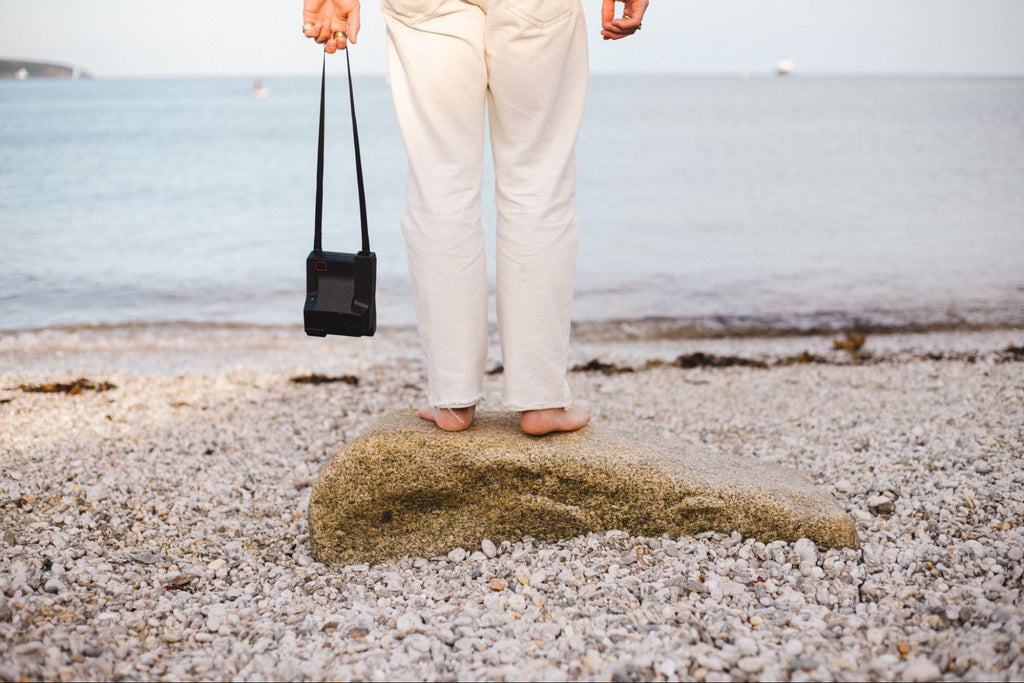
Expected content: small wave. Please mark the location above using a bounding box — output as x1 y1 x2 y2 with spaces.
570 308 1024 342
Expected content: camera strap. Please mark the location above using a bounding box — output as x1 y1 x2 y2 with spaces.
314 48 369 254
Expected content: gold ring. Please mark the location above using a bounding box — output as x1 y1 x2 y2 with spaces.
302 23 313 33
333 30 347 40
623 13 631 19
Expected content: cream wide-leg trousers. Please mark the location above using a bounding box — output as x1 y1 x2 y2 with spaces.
382 0 589 410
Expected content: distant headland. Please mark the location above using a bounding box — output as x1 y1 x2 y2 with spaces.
0 59 91 79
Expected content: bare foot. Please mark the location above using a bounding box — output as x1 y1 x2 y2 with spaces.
520 406 590 436
418 405 476 432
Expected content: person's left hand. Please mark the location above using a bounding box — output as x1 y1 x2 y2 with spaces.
601 0 648 40
302 0 361 53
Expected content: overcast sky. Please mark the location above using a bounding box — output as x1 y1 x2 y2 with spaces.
2 0 1023 77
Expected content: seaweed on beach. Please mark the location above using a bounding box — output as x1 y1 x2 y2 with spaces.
775 351 832 366
833 332 867 351
469 343 1012 383
672 352 770 369
18 378 116 395
997 344 1024 362
571 353 773 374
290 374 360 386
921 351 978 363
571 359 636 374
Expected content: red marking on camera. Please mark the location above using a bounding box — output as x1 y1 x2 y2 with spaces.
315 261 328 272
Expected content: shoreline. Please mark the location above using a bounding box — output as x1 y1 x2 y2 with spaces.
2 312 1023 340
1 319 1021 376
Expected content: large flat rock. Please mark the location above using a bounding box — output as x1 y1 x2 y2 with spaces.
309 410 859 565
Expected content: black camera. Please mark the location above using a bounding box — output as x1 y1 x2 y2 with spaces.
304 249 376 337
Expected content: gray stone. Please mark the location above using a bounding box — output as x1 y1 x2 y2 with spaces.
867 495 895 516
130 552 160 565
309 411 859 564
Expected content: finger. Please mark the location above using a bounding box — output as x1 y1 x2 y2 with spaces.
601 0 615 30
316 21 333 44
612 0 644 31
302 6 319 29
631 0 649 23
301 0 321 23
602 23 635 40
602 24 630 38
603 18 630 34
331 25 348 51
348 6 360 45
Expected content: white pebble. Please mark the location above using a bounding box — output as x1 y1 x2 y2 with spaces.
794 538 818 564
737 656 764 673
395 613 423 633
783 640 804 657
735 637 758 656
903 657 941 682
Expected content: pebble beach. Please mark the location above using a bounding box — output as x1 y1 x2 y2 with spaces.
1 323 1022 681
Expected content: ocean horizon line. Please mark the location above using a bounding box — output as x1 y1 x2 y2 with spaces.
6 70 1024 81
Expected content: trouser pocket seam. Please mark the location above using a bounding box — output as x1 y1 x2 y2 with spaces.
381 0 445 25
504 0 574 28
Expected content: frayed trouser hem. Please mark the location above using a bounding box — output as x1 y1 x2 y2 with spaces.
427 396 483 410
504 402 571 412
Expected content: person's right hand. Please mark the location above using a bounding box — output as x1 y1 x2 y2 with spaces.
302 0 361 53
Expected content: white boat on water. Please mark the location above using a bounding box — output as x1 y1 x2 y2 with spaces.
15 67 28 80
776 58 794 76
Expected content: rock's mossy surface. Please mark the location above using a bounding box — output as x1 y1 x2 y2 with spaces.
309 410 859 565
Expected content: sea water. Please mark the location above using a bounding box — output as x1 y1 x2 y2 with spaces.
1 74 1022 335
